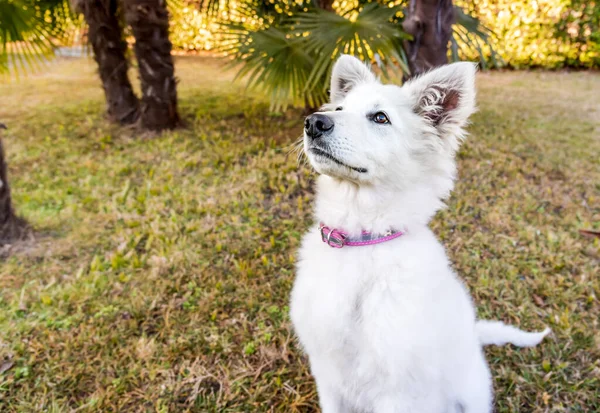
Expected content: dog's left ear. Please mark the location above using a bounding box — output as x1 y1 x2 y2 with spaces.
403 62 477 136
330 55 377 103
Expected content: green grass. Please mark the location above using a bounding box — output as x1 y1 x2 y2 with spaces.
0 57 599 412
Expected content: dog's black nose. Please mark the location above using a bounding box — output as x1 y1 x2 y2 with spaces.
304 114 334 139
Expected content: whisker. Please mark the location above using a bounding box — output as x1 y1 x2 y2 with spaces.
284 136 304 156
284 136 305 163
296 151 304 167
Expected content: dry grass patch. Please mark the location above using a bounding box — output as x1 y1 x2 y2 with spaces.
0 57 599 412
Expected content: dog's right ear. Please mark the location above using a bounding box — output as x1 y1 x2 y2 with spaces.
330 55 377 103
402 62 477 137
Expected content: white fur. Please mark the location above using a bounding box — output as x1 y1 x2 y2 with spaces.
290 55 550 413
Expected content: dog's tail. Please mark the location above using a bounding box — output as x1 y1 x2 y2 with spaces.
476 320 550 347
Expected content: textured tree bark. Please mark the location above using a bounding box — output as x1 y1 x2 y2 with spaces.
78 0 140 124
124 0 179 131
402 0 455 78
0 125 29 245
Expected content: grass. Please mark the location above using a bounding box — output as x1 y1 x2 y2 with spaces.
0 56 599 412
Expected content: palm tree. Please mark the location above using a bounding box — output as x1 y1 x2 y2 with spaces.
124 0 179 130
76 0 179 130
0 125 29 245
0 0 179 240
0 0 72 243
2 0 179 131
402 0 455 77
76 0 140 124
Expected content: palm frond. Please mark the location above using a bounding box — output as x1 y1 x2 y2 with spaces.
219 2 410 110
0 0 75 75
218 21 321 111
294 3 410 94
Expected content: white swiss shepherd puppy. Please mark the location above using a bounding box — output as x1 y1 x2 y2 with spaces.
290 55 550 413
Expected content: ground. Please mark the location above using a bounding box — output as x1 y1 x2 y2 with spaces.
0 57 599 412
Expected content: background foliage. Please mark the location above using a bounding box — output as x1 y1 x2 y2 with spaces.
458 0 599 68
169 0 600 69
169 0 215 51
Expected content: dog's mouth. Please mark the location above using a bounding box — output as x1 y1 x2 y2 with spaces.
308 147 367 174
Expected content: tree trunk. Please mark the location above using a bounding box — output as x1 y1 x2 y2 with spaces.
78 0 140 124
315 0 334 12
124 0 179 131
402 0 455 78
0 125 29 245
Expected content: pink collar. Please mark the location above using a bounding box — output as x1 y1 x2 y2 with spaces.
319 223 405 248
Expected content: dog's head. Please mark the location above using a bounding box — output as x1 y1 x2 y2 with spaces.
304 55 476 200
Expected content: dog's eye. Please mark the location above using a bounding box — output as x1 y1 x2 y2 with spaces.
372 112 390 124
335 107 343 111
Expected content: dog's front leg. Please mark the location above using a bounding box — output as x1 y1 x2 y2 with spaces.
373 395 437 413
314 375 347 413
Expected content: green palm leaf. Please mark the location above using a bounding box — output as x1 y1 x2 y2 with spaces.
218 22 321 111
0 0 75 75
294 4 410 95
219 2 410 110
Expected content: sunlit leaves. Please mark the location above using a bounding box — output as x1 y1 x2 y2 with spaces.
456 0 600 69
451 5 503 69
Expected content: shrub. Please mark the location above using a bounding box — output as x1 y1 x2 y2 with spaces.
458 0 599 68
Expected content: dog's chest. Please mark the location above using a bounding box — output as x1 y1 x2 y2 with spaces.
292 267 362 354
290 233 381 363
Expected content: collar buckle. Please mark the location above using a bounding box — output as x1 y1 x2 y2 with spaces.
319 224 346 248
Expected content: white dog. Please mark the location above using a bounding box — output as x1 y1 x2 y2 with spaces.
290 55 550 413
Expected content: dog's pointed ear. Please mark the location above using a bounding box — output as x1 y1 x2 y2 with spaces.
403 62 477 135
330 55 377 103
